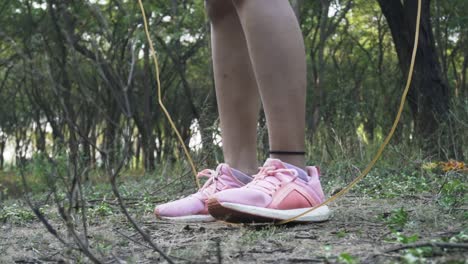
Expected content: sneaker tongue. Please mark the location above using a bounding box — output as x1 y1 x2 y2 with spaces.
263 158 287 170
264 158 309 181
218 164 235 182
262 159 295 180
285 163 310 182
219 164 252 184
217 163 229 173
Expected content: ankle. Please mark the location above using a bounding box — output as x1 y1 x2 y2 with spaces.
227 161 258 176
237 166 258 176
269 155 305 170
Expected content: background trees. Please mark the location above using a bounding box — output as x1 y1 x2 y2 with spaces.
378 0 449 141
0 0 466 173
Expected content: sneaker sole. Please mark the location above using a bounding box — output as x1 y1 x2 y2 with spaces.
155 212 215 223
207 198 331 223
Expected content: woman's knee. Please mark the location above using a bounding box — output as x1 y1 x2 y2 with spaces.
205 0 236 22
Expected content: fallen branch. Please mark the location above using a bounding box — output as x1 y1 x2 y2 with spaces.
385 242 468 253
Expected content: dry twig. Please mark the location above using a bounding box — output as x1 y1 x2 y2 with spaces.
385 242 468 253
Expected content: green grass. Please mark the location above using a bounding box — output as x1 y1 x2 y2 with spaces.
338 252 359 264
238 226 285 246
383 207 410 231
1 139 466 235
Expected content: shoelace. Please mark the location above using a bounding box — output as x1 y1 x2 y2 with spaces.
247 166 298 196
196 167 227 196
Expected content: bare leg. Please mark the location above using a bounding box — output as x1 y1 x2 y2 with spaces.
232 0 307 168
206 0 260 175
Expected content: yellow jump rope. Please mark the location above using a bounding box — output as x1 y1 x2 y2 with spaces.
137 0 422 225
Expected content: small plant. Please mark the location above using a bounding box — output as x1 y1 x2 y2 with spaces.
393 232 419 244
438 178 466 208
89 202 114 217
0 203 37 223
382 207 409 231
401 242 437 264
449 230 468 243
336 229 348 238
138 192 156 213
338 252 359 264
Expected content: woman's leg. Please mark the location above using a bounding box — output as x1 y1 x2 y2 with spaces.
207 1 332 224
232 0 307 169
207 0 260 175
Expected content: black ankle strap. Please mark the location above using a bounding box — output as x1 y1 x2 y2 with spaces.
269 150 306 155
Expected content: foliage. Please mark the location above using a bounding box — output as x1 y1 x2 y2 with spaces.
338 252 359 264
89 201 114 217
438 160 467 172
0 0 465 177
438 177 466 208
0 202 38 224
384 207 409 231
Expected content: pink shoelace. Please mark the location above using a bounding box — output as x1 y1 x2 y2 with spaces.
246 166 298 196
196 167 230 197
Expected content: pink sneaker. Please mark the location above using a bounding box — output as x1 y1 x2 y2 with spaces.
154 164 250 222
207 159 331 223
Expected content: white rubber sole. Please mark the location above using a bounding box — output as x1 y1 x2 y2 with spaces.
219 202 332 222
157 214 216 223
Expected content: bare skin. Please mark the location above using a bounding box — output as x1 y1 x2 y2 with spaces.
207 1 260 175
207 0 307 171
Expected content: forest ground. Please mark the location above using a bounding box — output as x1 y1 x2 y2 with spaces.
1 166 467 263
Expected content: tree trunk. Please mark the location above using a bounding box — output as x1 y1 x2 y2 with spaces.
309 0 330 133
377 0 449 142
142 42 156 172
34 109 46 153
0 137 5 170
135 135 141 168
461 53 467 98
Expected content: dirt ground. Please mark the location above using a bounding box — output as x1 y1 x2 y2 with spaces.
1 194 466 264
